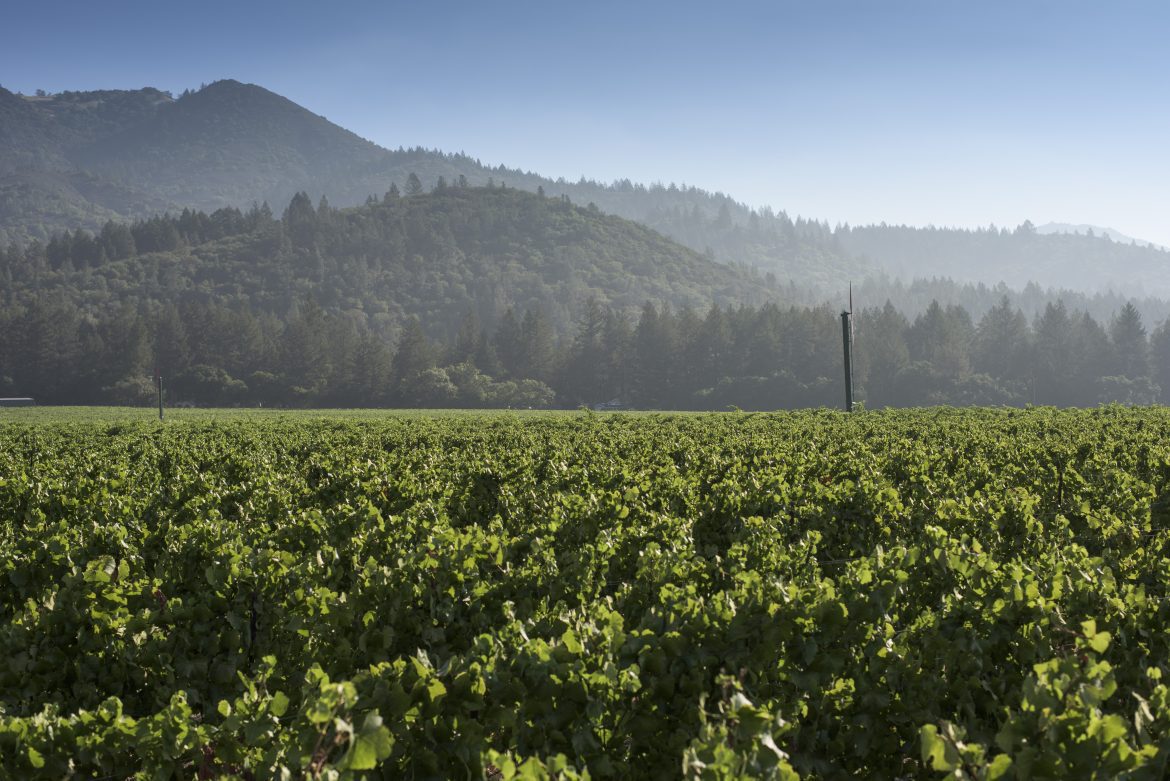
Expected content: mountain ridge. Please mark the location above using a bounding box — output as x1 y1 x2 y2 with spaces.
1035 222 1167 251
0 79 863 290
3 79 1170 297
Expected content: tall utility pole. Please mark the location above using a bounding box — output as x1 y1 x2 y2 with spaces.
841 284 854 412
155 366 164 421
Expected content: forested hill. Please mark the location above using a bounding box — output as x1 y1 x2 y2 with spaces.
0 80 863 288
839 222 1170 298
72 80 393 213
7 79 1170 296
5 185 1170 410
0 184 780 340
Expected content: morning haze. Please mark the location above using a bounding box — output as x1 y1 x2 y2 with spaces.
10 7 1170 778
4 0 1168 248
1 0 1169 410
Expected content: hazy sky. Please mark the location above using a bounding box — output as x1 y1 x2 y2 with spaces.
5 0 1169 245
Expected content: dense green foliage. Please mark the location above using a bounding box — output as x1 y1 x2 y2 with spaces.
4 408 1170 778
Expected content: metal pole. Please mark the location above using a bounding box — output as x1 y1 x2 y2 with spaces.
156 367 164 421
841 310 854 412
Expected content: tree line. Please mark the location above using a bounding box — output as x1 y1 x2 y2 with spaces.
0 184 777 345
2 290 1167 409
2 185 1168 409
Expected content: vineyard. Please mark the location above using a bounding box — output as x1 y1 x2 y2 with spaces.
4 407 1170 779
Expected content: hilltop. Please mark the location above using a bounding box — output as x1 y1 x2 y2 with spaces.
4 80 1170 297
0 80 861 289
1035 222 1167 251
1 184 781 338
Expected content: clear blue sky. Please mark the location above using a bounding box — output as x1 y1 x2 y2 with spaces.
5 0 1169 245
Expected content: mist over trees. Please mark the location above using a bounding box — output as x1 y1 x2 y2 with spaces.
1 188 1167 410
5 77 1170 411
0 81 863 291
838 222 1170 298
2 285 1167 409
10 80 1170 301
0 185 782 336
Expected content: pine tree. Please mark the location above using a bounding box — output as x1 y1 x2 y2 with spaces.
520 307 555 382
494 308 524 379
907 301 971 378
391 319 433 402
450 311 481 366
1150 321 1170 403
562 298 608 404
1033 301 1076 405
688 305 734 393
857 301 910 407
281 297 331 398
633 303 677 406
154 305 189 378
283 192 317 247
1072 312 1112 404
1110 302 1149 379
972 296 1031 385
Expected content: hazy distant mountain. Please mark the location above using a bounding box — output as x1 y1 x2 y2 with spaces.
0 80 862 289
0 85 173 173
1035 222 1167 251
5 79 1170 297
72 80 395 212
0 86 176 234
838 222 1170 298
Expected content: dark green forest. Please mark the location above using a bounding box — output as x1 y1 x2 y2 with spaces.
2 185 1168 409
1 184 778 330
